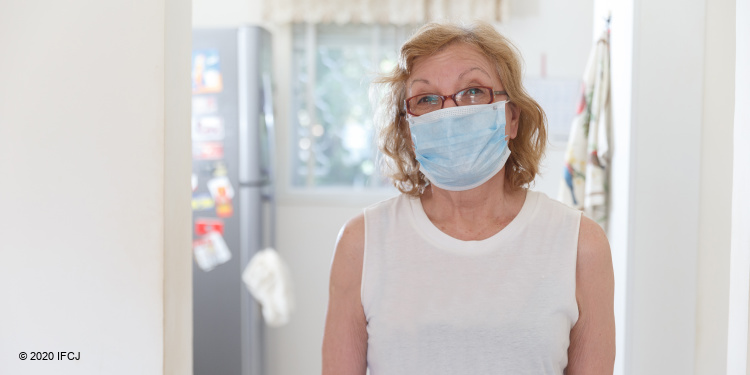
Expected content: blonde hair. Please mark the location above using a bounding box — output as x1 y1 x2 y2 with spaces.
374 21 547 196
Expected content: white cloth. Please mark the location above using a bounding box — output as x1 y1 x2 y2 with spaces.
362 190 580 375
558 30 612 230
242 248 295 327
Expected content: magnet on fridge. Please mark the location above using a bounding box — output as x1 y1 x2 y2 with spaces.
195 218 224 236
193 231 231 272
192 96 218 114
212 162 228 177
192 116 225 141
192 142 224 160
192 50 224 94
215 196 233 218
192 193 215 211
207 176 235 200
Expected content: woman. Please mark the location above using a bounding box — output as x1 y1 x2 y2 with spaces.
323 21 615 374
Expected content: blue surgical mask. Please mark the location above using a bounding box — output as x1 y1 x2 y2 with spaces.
407 102 511 191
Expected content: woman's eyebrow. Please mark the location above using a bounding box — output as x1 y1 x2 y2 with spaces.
458 67 491 80
409 78 430 88
409 67 490 89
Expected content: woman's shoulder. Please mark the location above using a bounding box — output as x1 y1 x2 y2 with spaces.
329 214 366 300
338 193 408 251
529 190 583 216
576 214 611 267
362 193 415 227
335 194 413 270
524 190 584 232
335 213 366 261
363 193 411 213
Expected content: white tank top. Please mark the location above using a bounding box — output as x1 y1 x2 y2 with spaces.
362 190 580 375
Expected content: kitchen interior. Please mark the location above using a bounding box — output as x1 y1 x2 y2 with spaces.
1 0 748 374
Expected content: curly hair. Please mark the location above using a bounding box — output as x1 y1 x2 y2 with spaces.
373 21 547 196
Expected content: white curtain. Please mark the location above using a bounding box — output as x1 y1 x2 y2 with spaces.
263 0 507 25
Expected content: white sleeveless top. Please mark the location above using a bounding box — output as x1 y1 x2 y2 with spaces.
362 190 581 375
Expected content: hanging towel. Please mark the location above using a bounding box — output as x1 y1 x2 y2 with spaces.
242 247 295 327
558 29 612 230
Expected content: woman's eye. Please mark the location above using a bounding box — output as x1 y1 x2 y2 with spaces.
464 87 485 95
417 95 439 105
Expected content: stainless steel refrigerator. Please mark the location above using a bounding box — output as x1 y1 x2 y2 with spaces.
190 26 275 375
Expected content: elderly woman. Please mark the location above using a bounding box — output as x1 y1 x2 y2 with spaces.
322 21 615 374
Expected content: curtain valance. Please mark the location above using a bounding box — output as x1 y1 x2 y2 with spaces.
263 0 507 25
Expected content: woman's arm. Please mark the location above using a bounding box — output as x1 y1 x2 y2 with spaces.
566 215 616 374
322 214 368 375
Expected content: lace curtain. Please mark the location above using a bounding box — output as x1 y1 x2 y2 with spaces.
263 0 507 25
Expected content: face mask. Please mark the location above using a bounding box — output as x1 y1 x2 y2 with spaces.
407 102 511 191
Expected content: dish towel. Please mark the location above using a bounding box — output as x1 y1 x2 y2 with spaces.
558 29 612 230
242 247 295 327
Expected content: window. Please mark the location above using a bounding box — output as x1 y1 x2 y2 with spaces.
290 23 415 188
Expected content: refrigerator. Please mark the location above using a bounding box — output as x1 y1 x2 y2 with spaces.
190 26 275 375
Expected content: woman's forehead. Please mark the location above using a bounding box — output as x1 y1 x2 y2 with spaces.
407 44 501 89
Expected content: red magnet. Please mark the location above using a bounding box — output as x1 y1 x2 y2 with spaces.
193 142 224 160
195 218 225 236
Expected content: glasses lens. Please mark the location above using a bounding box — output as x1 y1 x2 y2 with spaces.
455 87 492 106
409 94 442 115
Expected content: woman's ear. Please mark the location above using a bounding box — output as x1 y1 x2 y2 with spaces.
506 102 520 139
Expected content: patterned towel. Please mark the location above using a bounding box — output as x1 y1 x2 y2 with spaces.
558 30 612 230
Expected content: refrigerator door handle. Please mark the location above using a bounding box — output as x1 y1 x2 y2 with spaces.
261 73 277 249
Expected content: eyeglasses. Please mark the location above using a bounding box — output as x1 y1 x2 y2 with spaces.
405 86 509 116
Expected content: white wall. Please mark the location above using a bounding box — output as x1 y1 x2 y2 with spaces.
623 0 738 373
628 0 705 370
0 0 192 374
614 0 737 374
594 0 736 374
696 0 735 373
727 0 750 372
164 0 194 373
612 4 635 375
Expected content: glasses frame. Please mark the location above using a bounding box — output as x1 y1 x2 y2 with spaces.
404 86 509 116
